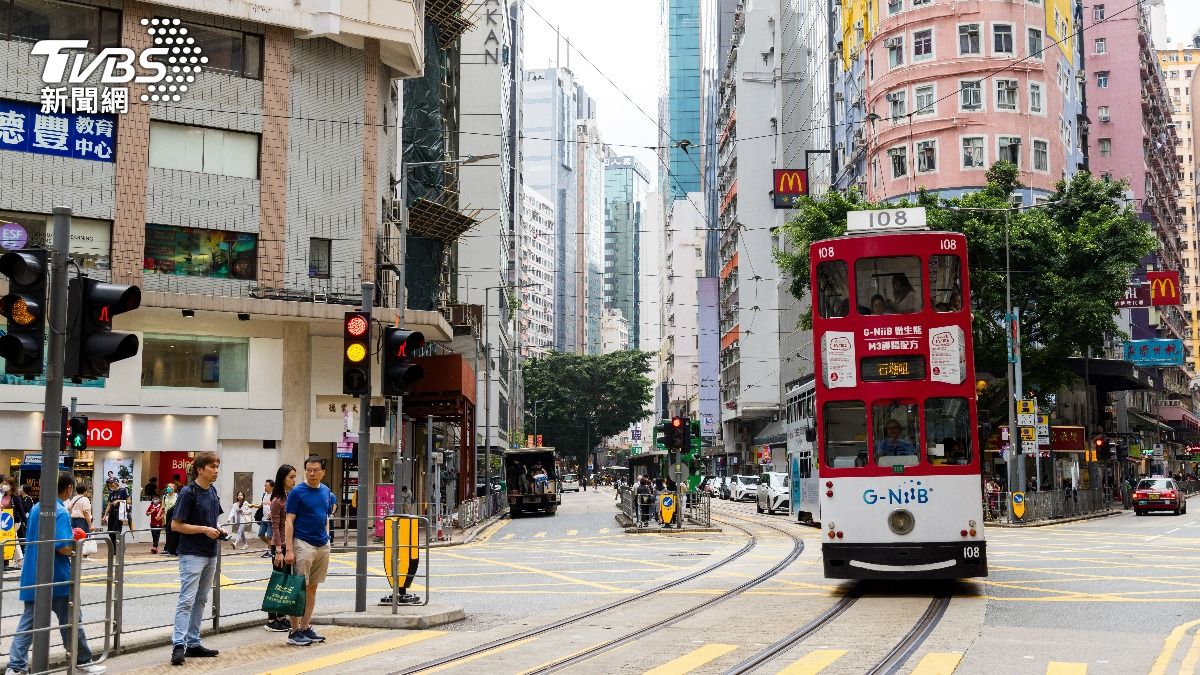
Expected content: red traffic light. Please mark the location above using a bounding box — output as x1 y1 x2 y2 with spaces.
345 314 369 337
1094 437 1104 448
672 417 682 428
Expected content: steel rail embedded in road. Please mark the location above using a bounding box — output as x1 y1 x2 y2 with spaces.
721 589 861 675
389 514 765 675
866 594 953 675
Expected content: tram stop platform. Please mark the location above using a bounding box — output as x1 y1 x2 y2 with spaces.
987 509 1120 528
615 512 722 534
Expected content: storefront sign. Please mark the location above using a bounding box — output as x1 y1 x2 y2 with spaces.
0 99 116 162
1148 271 1181 306
85 419 122 447
1124 339 1185 367
315 396 385 420
0 221 27 250
773 169 809 208
374 485 394 538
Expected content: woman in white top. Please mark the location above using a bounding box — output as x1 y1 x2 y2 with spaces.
67 483 93 533
226 491 254 550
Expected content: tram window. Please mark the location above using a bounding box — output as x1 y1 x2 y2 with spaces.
872 400 920 467
817 261 851 318
930 255 964 312
925 397 973 464
855 256 922 314
823 401 868 468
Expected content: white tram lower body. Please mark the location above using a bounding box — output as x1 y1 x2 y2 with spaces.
819 474 987 579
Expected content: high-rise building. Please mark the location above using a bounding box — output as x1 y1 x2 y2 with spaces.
661 198 706 417
520 187 557 358
601 308 631 353
576 119 606 355
661 0 705 201
604 156 651 349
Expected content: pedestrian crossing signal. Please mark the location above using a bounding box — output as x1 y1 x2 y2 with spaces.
68 416 88 450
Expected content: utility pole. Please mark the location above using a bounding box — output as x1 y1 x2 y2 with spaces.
353 281 373 613
31 207 69 673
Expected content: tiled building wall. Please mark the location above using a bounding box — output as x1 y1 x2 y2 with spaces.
258 25 292 290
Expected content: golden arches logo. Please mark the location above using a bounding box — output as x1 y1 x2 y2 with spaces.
776 170 807 194
1151 277 1178 302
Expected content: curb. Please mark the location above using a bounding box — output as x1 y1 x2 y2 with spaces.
614 512 722 534
987 509 1120 528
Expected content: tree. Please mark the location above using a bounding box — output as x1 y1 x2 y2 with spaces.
775 163 1156 397
523 350 655 464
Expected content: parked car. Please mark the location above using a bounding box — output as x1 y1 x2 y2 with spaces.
757 471 790 515
560 473 580 492
730 475 760 501
1133 477 1187 515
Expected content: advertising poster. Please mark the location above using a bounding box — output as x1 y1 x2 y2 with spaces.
374 485 395 538
929 325 966 384
102 457 135 509
822 331 857 388
143 223 257 279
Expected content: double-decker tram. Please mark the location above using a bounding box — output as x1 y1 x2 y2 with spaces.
810 214 986 580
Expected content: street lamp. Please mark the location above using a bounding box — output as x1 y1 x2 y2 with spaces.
482 281 538 515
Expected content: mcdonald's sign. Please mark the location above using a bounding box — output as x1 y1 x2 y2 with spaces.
773 169 809 208
1148 271 1181 306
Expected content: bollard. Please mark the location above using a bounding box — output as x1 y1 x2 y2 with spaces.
391 517 400 615
112 536 125 654
212 548 222 630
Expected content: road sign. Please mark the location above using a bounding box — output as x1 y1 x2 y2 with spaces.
1017 399 1037 426
1021 440 1037 453
1019 427 1036 441
1036 414 1050 443
1011 492 1026 520
0 508 14 562
630 445 643 456
659 494 677 525
381 515 419 596
670 462 690 483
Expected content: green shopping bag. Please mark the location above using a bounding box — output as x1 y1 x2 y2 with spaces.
261 565 306 616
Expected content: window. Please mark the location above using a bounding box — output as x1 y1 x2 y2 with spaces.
177 22 264 79
817 261 850 318
0 209 110 272
888 0 902 14
1096 71 1109 88
912 0 930 5
142 334 249 391
1033 139 1049 172
1099 138 1112 156
856 256 922 314
1030 82 1044 113
308 238 331 279
1094 4 1105 20
148 122 259 179
959 24 981 55
962 136 986 169
993 24 1014 54
143 223 258 279
913 28 933 61
888 89 907 120
889 146 908 178
823 401 868 468
925 398 972 465
1094 37 1106 54
3 0 121 49
916 139 937 173
888 36 905 68
997 135 1021 165
873 400 920 466
960 80 983 111
929 255 963 311
914 84 935 116
996 79 1018 111
1028 27 1043 58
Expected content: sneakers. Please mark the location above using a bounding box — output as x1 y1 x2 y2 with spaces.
264 619 290 632
287 630 313 646
77 663 107 674
302 627 326 643
171 644 186 666
6 667 28 675
260 551 273 558
184 644 219 657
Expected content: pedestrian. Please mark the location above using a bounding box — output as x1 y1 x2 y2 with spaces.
399 486 413 515
266 464 296 634
581 474 587 492
14 484 32 540
103 478 130 549
4 472 107 674
283 456 333 647
636 478 653 527
257 479 275 558
143 476 160 500
67 483 93 534
161 484 178 556
2 478 25 569
146 497 165 554
168 451 226 666
225 491 252 550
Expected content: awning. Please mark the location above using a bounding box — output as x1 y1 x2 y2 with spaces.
752 419 788 446
1129 409 1172 432
1065 357 1156 393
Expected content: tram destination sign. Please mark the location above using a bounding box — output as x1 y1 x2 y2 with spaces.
846 207 927 232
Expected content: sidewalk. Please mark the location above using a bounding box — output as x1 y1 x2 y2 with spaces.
987 508 1121 528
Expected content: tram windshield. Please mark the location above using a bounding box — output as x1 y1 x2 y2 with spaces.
855 256 922 315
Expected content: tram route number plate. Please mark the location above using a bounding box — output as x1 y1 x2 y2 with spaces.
962 545 983 559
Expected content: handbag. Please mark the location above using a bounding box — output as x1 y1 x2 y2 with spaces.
261 564 306 616
81 539 98 556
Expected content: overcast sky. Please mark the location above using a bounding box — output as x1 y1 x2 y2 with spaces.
1165 0 1200 45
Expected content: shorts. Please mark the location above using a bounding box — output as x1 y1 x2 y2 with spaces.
293 539 331 585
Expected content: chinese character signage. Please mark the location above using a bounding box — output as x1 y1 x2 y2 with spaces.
1115 284 1149 309
1124 339 1185 367
773 169 808 208
1148 271 1181 306
0 99 115 162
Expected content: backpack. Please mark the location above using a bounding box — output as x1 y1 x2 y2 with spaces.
164 483 202 556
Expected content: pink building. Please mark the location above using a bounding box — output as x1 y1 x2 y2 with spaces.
860 0 1086 203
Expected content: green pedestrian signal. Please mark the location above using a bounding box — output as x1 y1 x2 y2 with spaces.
68 415 88 451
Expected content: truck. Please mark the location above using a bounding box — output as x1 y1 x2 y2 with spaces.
503 447 560 517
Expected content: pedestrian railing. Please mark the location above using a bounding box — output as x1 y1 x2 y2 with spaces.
986 488 1112 524
684 492 712 527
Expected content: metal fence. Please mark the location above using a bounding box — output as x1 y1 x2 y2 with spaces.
683 492 712 527
985 488 1112 523
616 488 709 527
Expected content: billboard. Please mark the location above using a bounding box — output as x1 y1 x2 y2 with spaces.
1148 271 1181 306
1124 339 1185 367
773 169 809 208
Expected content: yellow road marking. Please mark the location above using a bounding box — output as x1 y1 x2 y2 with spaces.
534 532 546 538
910 652 963 675
644 644 738 675
1045 662 1087 675
255 631 443 675
472 518 510 543
422 637 535 673
1181 630 1200 675
438 550 628 592
776 649 847 674
501 533 515 540
567 529 578 536
1151 619 1200 675
599 528 609 534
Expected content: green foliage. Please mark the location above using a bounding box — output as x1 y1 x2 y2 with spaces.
775 163 1156 395
522 350 655 463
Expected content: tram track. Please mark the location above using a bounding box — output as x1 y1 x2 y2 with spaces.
866 594 952 675
391 510 799 674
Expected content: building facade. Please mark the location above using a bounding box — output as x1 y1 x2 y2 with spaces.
603 155 650 349
600 308 631 354
576 118 605 355
519 186 556 358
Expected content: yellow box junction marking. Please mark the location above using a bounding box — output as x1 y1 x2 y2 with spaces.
255 631 443 675
910 652 963 675
776 649 847 674
1045 662 1087 675
644 644 738 675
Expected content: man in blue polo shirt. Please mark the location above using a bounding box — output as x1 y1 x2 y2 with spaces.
5 472 105 675
283 456 333 646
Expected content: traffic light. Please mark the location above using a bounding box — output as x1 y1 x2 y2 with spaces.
655 420 669 450
667 416 685 450
677 416 691 452
1094 435 1111 461
0 248 47 377
382 327 424 395
343 311 371 396
65 276 141 381
68 415 88 451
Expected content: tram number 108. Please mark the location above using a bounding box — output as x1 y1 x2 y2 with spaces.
963 545 982 559
846 207 928 232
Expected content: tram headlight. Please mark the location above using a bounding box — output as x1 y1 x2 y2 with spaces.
887 509 915 535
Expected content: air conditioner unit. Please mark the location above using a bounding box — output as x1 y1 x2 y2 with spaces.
1099 112 1111 122
854 128 865 142
886 92 899 102
885 37 903 48
1076 71 1086 82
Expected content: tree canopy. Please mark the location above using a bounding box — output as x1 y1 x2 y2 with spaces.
774 163 1156 394
522 350 655 463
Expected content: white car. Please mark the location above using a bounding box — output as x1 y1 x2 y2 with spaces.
757 471 790 515
730 475 759 501
561 473 580 492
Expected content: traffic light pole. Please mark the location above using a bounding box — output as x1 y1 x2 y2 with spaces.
31 207 69 673
354 281 373 613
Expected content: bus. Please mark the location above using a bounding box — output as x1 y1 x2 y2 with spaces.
784 377 819 524
809 217 987 579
